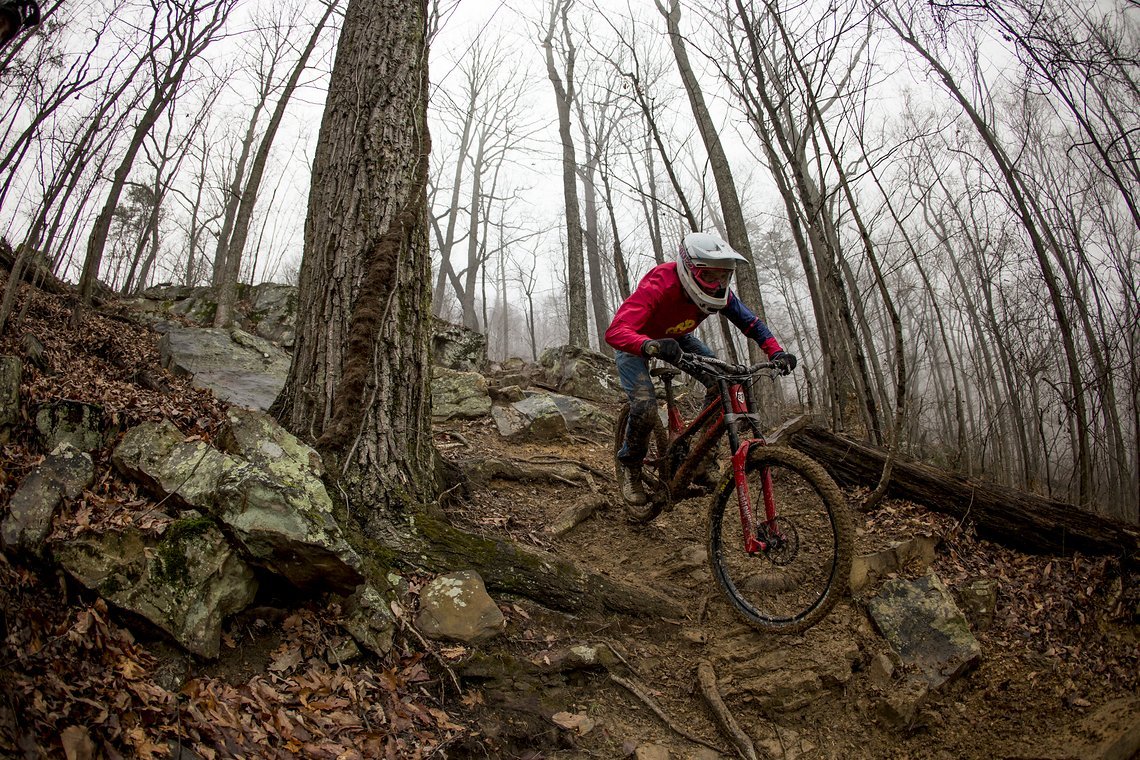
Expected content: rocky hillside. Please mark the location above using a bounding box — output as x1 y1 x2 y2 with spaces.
1 275 1137 759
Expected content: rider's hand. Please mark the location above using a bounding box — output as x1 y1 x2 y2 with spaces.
642 338 682 364
772 350 797 375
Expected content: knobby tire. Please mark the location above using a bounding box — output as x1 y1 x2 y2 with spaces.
707 445 853 634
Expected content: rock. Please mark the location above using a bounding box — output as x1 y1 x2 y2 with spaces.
113 419 363 593
489 384 525 403
634 744 671 760
217 406 324 477
158 326 289 411
498 394 569 441
956 577 998 632
530 644 617 673
245 283 297 347
543 392 614 435
849 534 938 595
866 571 981 692
874 676 929 730
136 284 217 325
868 652 896 686
539 345 623 403
339 582 397 657
432 318 487 371
55 517 257 658
2 443 93 556
415 570 505 644
0 354 20 440
713 624 861 711
431 367 491 420
34 400 106 453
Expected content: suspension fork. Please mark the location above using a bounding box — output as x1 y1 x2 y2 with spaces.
724 379 775 554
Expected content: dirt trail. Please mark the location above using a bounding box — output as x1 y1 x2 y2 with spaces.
436 415 1139 760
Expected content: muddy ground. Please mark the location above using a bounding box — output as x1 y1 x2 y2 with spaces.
426 412 1138 760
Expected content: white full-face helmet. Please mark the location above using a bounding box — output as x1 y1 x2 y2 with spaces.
676 232 747 313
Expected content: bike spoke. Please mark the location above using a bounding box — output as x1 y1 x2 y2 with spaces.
707 446 852 633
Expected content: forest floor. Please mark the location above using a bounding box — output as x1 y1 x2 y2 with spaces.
0 277 1137 759
430 418 1139 760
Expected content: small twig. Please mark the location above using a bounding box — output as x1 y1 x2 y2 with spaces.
403 621 463 696
609 673 727 755
697 660 760 760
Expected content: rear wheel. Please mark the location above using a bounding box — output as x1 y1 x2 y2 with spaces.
707 445 853 633
613 403 670 523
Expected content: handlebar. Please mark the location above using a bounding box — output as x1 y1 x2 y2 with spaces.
673 351 782 380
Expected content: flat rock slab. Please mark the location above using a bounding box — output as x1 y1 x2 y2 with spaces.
159 327 289 411
866 571 981 691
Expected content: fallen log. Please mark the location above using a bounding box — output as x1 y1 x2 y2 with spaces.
788 425 1140 559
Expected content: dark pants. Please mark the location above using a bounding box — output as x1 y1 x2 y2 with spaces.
615 334 716 465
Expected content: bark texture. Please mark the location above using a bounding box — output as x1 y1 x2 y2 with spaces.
789 426 1139 558
271 0 436 514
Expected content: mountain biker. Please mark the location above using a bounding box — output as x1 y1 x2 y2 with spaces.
605 231 797 506
0 0 40 48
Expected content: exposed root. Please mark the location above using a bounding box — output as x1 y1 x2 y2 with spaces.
697 659 761 760
609 673 727 755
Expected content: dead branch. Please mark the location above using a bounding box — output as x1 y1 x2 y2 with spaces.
697 660 761 760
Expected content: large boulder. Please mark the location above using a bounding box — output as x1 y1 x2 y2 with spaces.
0 354 20 441
432 318 487 371
866 571 982 691
244 283 298 347
431 367 492 421
490 391 612 441
34 400 106 453
55 516 257 659
1 443 93 556
491 394 568 442
158 326 289 411
539 345 623 403
112 419 363 593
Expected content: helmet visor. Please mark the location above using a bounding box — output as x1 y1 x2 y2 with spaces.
693 266 733 294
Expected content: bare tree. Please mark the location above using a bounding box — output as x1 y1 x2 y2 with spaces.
74 0 237 325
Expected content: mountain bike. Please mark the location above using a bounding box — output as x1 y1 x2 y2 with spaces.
613 351 853 634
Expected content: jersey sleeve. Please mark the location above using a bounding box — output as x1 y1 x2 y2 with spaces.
723 292 784 357
605 267 667 354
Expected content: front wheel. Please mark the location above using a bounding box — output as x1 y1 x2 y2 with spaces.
707 445 853 634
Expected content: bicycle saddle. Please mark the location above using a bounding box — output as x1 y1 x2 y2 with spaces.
650 366 682 381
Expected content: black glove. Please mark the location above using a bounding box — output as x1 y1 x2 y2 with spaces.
642 338 682 364
772 350 797 375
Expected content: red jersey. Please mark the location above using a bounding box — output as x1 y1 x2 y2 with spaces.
605 262 783 357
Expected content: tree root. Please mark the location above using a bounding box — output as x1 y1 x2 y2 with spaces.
609 673 727 755
546 496 607 537
697 660 760 760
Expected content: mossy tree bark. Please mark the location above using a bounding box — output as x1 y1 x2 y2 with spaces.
272 0 671 619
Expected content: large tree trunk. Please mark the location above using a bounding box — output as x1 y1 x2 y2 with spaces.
788 425 1140 558
272 0 666 618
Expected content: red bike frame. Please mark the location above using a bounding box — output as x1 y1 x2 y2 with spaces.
656 363 780 555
